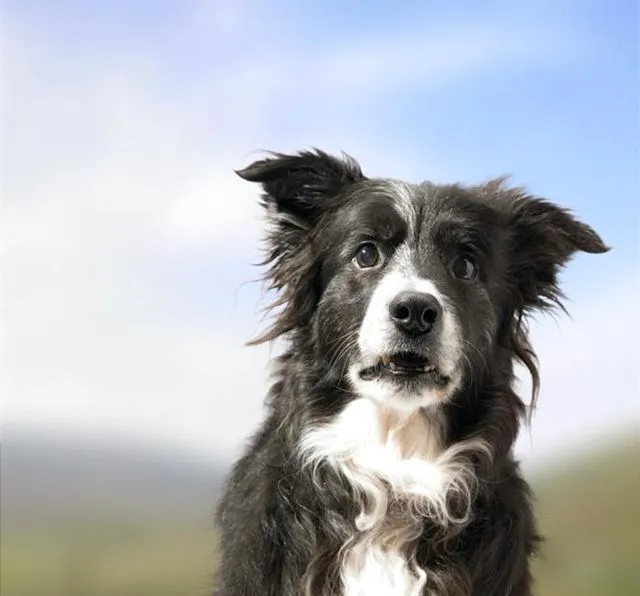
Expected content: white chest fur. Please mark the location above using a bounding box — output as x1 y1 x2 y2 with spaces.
341 540 426 596
299 398 486 596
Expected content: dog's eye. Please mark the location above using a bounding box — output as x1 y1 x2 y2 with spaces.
451 256 478 280
354 242 380 269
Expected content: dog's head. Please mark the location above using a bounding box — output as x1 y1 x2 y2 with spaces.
238 150 608 412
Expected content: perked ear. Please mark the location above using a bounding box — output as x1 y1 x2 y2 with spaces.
507 192 610 311
236 149 365 228
236 149 365 344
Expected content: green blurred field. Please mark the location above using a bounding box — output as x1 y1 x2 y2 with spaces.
2 437 638 596
531 441 640 596
2 519 217 596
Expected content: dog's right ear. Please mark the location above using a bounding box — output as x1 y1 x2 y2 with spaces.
236 149 365 344
236 149 365 229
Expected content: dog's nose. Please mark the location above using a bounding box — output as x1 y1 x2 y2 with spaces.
389 292 442 336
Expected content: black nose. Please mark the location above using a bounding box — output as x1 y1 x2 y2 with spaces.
389 291 442 336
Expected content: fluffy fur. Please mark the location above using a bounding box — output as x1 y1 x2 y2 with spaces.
213 149 608 596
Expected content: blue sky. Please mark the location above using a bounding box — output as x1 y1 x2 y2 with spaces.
4 1 638 461
10 1 636 260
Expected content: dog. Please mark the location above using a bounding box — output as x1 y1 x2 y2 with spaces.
213 149 608 595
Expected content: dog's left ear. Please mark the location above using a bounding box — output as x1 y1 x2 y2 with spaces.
507 193 610 311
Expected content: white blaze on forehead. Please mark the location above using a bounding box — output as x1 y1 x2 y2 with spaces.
385 179 417 230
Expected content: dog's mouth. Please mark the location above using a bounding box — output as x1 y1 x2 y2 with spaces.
359 352 449 385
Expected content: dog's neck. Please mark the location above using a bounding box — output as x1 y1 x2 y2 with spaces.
365 403 446 460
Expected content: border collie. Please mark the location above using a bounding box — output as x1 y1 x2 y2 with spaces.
213 150 608 596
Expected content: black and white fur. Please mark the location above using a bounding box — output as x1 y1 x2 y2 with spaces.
213 150 608 596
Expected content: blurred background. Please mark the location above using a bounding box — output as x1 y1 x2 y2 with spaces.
1 1 638 595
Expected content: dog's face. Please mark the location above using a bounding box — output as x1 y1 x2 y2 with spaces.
319 183 504 411
238 151 607 412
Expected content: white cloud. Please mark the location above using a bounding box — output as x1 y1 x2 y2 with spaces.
3 7 620 463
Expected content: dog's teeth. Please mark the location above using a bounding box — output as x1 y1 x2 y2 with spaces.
381 356 391 366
